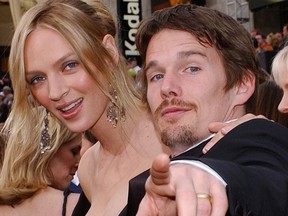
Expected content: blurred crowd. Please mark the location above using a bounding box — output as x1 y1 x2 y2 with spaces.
251 23 288 53
0 73 13 127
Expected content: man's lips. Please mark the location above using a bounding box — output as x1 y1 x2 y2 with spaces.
161 106 191 117
154 99 198 119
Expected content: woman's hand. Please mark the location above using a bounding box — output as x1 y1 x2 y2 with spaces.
203 114 267 154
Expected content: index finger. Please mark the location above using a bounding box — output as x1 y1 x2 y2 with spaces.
175 177 198 216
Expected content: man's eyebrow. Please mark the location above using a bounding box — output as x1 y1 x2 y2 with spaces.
144 60 157 73
144 50 206 73
177 50 206 58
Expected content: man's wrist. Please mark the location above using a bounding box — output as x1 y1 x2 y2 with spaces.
170 160 227 186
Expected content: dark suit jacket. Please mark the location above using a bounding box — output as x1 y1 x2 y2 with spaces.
73 119 288 216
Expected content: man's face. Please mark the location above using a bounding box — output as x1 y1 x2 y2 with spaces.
255 35 263 45
145 29 239 154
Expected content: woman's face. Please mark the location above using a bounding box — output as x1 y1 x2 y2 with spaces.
24 26 110 133
48 133 82 190
276 70 288 113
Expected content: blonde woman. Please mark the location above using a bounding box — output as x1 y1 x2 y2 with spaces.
7 0 169 215
0 107 82 215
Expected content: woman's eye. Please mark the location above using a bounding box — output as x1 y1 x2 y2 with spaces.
64 62 78 71
29 76 45 85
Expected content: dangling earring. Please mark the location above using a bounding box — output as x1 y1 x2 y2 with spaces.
40 109 51 154
106 87 125 127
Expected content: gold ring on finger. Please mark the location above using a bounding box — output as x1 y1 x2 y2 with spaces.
196 193 212 204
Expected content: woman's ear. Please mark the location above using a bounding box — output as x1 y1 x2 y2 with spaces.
102 34 119 63
234 70 255 105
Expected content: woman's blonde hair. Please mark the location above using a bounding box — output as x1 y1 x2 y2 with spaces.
8 0 140 129
2 0 141 204
0 107 77 205
272 46 288 84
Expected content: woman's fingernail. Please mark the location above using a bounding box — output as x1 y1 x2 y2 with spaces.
203 147 209 154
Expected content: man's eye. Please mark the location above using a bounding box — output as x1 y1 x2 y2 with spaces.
187 66 200 73
151 74 164 81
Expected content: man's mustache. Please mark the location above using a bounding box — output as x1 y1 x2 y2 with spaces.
154 98 197 117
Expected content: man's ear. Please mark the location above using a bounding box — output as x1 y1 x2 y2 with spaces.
234 70 255 105
102 34 119 63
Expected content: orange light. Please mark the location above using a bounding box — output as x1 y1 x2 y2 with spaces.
169 0 190 6
170 0 179 6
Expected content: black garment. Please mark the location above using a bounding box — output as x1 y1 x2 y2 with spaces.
62 189 70 216
63 183 82 216
119 170 150 216
73 119 288 216
121 119 288 216
72 192 91 216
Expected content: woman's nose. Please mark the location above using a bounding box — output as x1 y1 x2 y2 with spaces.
48 79 69 101
278 94 288 113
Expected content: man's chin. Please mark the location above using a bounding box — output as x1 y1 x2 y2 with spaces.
160 125 199 149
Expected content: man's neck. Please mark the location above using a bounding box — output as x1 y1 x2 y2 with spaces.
171 133 215 157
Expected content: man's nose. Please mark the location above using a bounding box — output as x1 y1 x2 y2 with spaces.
160 72 182 99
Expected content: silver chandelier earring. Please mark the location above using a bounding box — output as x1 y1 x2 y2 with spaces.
107 87 125 127
40 109 51 154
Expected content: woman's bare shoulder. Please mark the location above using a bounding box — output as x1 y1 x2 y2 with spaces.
0 187 66 216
